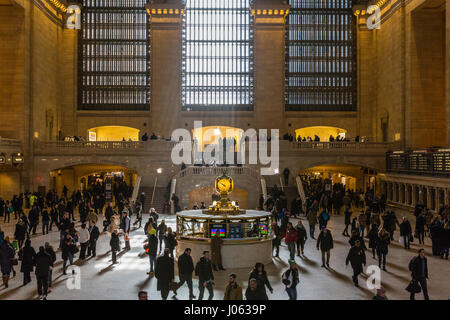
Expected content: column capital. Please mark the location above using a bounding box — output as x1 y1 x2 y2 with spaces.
251 0 290 28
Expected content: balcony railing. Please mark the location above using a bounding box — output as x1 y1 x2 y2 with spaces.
386 149 450 177
175 166 260 180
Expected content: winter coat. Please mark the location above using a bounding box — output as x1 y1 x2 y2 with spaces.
344 210 352 225
155 254 174 291
346 246 366 272
157 223 167 240
34 251 52 277
224 283 243 300
415 215 426 233
20 246 36 273
285 228 298 244
210 235 223 265
14 223 26 241
177 252 194 275
295 225 307 244
88 225 100 241
409 256 428 279
358 214 367 228
110 233 120 252
195 257 214 283
248 269 272 298
438 228 450 248
317 230 334 251
146 234 158 256
368 228 378 249
164 233 177 251
376 233 390 255
0 242 15 274
400 221 412 236
245 287 268 300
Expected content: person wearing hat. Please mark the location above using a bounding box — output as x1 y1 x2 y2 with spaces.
316 226 334 268
282 260 300 300
145 228 158 274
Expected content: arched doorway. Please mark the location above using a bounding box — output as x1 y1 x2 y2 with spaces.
191 126 244 151
295 126 347 142
87 126 140 141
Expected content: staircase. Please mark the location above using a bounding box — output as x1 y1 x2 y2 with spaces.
139 187 168 214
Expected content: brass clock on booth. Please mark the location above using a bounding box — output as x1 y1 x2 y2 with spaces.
215 174 233 195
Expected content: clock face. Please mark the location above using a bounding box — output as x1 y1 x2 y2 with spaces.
217 178 231 193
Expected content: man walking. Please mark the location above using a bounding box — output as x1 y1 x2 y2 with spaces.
78 223 90 260
316 226 334 268
87 220 100 257
408 249 429 300
155 248 174 300
195 251 214 300
34 246 53 300
177 248 195 299
346 240 366 287
282 260 300 300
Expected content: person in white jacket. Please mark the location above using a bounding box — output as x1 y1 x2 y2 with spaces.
78 223 90 260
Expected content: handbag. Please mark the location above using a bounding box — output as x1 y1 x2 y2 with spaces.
10 258 18 266
406 279 421 293
409 234 414 243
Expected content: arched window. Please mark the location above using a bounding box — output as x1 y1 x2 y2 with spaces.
285 0 356 111
181 0 254 111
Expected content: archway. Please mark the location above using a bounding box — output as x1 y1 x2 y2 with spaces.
49 163 138 200
87 126 140 141
191 126 244 151
295 126 347 142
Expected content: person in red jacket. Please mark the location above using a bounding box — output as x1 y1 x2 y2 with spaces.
285 222 298 260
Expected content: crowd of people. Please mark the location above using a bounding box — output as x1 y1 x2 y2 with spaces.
0 174 448 300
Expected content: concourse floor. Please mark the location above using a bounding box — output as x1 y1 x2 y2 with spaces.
0 208 449 300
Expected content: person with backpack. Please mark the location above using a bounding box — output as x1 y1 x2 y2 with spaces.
195 251 214 300
282 260 300 300
408 248 429 300
145 229 158 274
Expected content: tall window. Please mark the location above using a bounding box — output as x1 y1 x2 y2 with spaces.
182 0 254 111
78 0 150 110
285 0 356 111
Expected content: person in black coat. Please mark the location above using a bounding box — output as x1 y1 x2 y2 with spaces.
346 240 366 287
245 278 268 300
145 229 158 274
155 248 174 300
44 242 56 288
367 224 379 259
408 249 429 300
62 233 75 275
35 246 52 299
14 220 26 249
295 220 307 256
399 217 412 249
195 251 215 300
376 228 390 271
415 213 427 245
248 262 273 299
316 227 334 267
110 229 120 264
28 206 39 235
439 223 450 259
343 208 352 236
87 221 100 257
177 248 195 299
20 239 36 285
